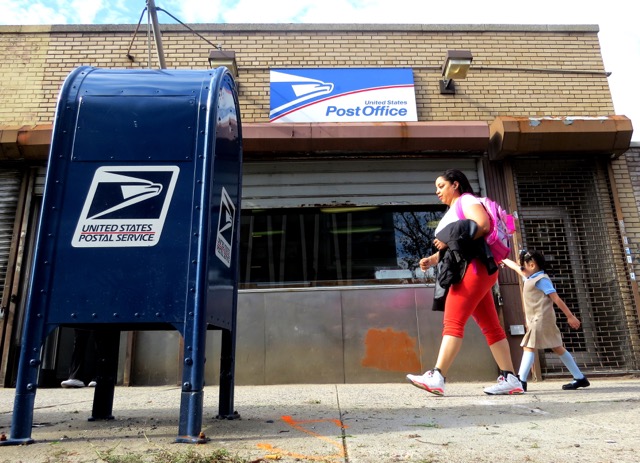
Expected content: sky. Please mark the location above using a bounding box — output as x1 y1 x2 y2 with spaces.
1 0 638 141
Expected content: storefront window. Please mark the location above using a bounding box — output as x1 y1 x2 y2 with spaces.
239 206 444 288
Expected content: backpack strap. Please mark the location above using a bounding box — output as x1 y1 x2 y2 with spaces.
454 193 472 220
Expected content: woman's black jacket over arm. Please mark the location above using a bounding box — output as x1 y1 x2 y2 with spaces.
432 219 498 311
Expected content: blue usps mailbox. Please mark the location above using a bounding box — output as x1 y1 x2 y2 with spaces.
2 66 242 445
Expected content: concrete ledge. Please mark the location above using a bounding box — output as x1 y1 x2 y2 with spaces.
5 117 632 161
489 115 633 159
0 24 600 34
0 125 53 161
243 121 489 155
0 122 490 161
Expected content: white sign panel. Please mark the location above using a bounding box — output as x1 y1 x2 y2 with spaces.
270 68 417 123
72 166 179 247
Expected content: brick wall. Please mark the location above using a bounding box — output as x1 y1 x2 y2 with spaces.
0 24 615 127
614 146 640 275
0 26 53 124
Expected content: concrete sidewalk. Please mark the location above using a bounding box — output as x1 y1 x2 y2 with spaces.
1 376 639 463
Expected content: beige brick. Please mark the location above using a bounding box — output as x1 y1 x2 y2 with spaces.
0 24 617 126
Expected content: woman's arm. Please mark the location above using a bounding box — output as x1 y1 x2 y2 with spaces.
419 252 439 271
462 201 491 239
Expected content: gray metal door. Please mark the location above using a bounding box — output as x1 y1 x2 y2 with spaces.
513 158 640 375
518 207 598 367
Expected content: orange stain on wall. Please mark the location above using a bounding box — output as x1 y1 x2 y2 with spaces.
361 327 421 372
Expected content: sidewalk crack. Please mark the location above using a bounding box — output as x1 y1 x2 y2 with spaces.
335 384 350 463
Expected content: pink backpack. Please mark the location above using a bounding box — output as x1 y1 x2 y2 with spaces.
455 193 516 263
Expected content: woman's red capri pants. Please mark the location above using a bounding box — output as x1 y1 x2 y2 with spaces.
442 259 506 346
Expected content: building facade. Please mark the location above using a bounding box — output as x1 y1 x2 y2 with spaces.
0 23 638 387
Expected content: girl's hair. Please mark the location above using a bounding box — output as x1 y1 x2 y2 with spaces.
519 250 547 272
440 169 475 195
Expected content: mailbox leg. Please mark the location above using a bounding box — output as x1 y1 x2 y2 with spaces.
176 325 207 443
177 390 206 443
1 326 47 445
217 328 239 420
90 330 120 421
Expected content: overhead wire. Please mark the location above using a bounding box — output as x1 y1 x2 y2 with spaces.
125 7 147 62
125 6 224 67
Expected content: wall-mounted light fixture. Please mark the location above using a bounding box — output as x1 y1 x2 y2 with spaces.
440 50 473 94
208 49 238 77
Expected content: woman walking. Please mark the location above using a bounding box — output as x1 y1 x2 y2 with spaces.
406 169 524 396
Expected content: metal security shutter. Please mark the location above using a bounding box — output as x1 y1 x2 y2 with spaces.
0 169 23 305
34 167 46 195
513 158 640 375
242 158 480 209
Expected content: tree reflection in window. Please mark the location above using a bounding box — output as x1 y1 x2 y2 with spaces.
392 210 442 277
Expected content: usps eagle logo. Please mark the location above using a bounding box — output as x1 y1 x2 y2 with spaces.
71 166 179 248
269 71 335 121
215 187 236 268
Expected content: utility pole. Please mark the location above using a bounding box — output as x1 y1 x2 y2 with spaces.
146 0 166 69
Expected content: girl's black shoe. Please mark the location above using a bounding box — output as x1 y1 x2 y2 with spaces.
562 376 590 390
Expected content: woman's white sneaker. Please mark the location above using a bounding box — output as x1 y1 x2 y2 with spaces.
483 373 524 395
60 379 85 388
406 369 446 396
